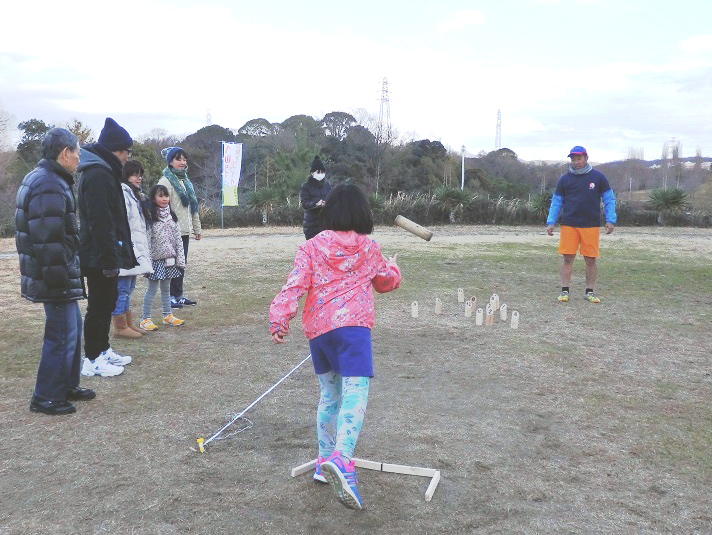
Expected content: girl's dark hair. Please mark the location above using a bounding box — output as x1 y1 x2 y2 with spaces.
319 183 373 235
122 160 146 206
169 149 188 164
122 160 144 183
146 184 178 223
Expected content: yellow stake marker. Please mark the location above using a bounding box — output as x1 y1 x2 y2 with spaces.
197 438 205 453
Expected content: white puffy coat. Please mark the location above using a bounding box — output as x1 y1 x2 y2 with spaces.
118 183 153 276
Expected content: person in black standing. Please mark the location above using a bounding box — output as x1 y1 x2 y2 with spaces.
76 118 138 377
15 128 93 415
300 156 332 240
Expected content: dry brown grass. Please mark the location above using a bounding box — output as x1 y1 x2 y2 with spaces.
1 226 711 534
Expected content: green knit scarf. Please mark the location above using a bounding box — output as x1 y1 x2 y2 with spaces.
162 166 199 214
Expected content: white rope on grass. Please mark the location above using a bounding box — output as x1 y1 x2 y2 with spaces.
198 353 312 452
210 416 253 441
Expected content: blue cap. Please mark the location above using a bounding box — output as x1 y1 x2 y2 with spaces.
568 146 587 158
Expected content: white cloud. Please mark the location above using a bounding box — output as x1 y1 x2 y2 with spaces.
436 10 485 33
2 1 712 163
681 35 712 52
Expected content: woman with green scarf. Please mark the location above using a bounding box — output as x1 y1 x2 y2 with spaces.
157 147 202 308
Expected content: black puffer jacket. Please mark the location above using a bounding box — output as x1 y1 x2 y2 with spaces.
15 159 84 302
300 177 332 240
76 144 137 271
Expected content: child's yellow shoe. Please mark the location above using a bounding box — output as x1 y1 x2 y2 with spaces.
163 313 184 326
557 291 570 303
139 318 158 331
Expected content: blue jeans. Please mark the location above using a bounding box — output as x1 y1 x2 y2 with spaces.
35 301 83 401
112 276 137 315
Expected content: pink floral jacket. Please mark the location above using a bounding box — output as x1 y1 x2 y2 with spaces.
269 230 401 340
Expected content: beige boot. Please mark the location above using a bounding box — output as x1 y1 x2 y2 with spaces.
125 309 144 336
112 314 142 339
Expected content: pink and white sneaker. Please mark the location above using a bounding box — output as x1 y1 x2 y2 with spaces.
320 450 363 510
313 456 327 483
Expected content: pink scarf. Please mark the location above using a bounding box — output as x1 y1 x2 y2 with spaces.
157 205 171 222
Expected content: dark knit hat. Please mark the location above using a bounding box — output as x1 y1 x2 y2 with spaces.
161 146 187 165
97 117 133 151
310 156 325 173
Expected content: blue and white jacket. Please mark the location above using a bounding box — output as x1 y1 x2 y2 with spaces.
547 168 616 228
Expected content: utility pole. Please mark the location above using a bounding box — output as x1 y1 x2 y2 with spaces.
461 145 466 190
495 109 501 150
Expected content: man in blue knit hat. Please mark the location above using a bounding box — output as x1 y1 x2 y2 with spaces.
77 118 138 377
546 146 616 304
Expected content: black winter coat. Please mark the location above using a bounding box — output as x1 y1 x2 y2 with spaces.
300 177 332 240
76 144 137 272
15 159 84 302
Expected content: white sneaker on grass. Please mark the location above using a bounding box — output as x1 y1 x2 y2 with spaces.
81 355 124 377
103 347 132 366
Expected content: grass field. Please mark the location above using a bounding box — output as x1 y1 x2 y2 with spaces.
0 225 710 534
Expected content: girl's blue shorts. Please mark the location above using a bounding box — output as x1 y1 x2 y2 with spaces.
309 326 373 378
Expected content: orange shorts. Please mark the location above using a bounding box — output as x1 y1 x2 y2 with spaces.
558 225 600 257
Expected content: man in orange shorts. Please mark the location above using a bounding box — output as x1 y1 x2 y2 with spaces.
546 146 616 303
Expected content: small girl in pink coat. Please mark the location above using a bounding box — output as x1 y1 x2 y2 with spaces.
270 183 400 510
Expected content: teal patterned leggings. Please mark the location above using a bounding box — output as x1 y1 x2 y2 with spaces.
316 372 370 460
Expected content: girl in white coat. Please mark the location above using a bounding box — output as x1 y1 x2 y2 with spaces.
111 161 153 338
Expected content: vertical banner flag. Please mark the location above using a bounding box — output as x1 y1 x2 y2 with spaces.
222 142 243 206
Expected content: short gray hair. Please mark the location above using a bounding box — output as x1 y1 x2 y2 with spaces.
41 128 79 161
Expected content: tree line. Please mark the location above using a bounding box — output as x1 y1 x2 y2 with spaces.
1 108 711 235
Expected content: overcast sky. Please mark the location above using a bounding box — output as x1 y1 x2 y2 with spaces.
2 0 711 163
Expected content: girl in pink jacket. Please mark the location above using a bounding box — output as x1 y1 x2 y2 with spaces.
270 183 400 510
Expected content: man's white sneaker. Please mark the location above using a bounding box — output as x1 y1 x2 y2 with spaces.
81 356 124 377
103 347 132 366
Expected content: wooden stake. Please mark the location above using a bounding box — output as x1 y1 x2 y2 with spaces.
511 310 520 329
291 458 441 502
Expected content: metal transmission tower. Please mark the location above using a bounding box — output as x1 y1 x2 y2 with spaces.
495 109 502 150
377 78 392 145
206 109 212 125
375 77 392 192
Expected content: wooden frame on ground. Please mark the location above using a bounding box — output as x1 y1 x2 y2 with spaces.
290 458 441 502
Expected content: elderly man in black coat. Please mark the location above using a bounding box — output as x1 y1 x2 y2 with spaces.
15 128 93 415
76 118 137 377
